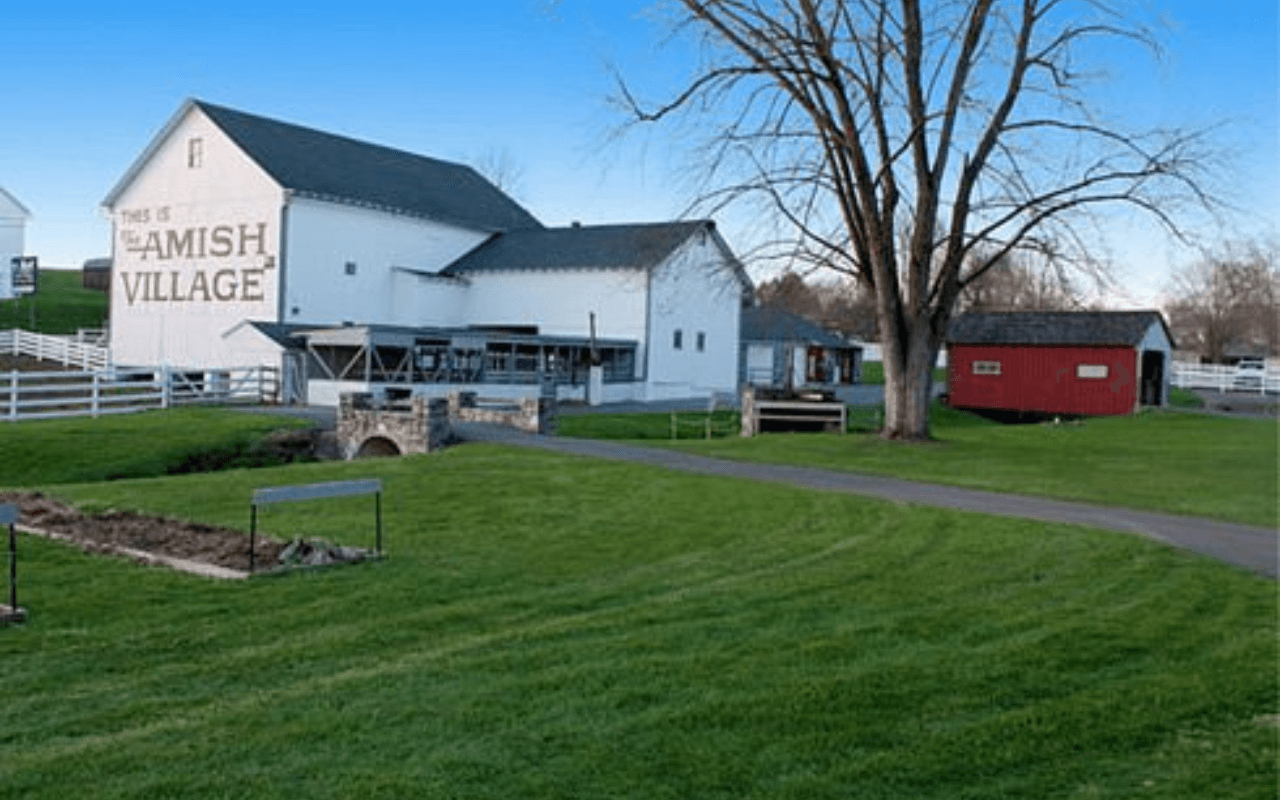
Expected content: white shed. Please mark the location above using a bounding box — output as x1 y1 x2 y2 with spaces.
0 186 31 301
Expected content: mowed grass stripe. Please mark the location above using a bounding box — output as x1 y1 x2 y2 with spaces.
3 445 1274 799
559 404 1279 527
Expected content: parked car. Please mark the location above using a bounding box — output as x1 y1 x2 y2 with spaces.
1233 358 1265 390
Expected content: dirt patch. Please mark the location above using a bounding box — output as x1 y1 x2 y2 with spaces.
0 491 282 572
0 354 75 372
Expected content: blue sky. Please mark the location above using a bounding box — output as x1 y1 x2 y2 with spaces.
1 0 1274 306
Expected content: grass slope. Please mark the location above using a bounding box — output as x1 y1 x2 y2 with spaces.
559 405 1278 528
0 408 312 486
2 448 1275 799
0 269 108 334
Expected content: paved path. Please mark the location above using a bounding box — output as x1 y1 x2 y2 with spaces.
454 423 1278 579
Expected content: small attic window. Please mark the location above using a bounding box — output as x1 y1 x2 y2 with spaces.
345 261 357 276
187 137 203 169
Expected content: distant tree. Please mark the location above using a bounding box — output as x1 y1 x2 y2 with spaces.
620 0 1215 439
470 147 527 200
1164 239 1279 362
756 271 879 340
959 251 1080 313
756 271 824 316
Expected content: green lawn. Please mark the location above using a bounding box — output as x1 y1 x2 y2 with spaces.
0 268 108 334
0 407 313 485
860 360 948 385
2 443 1275 799
559 404 1278 528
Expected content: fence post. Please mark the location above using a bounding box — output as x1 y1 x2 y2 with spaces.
161 366 171 409
8 371 16 421
91 372 100 418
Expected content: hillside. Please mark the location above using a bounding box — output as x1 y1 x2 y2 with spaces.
0 268 108 334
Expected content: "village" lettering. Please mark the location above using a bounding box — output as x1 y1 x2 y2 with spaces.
119 267 268 306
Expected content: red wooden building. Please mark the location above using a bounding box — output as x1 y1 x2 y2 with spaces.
946 311 1175 416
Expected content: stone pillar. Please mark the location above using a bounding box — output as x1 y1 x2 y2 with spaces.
740 384 756 437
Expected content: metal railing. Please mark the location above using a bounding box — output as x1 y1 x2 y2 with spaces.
1 365 280 422
1170 362 1280 395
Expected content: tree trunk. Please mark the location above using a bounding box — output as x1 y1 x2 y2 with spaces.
881 327 937 440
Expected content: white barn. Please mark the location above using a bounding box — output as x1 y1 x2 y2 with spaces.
0 186 31 301
102 100 751 404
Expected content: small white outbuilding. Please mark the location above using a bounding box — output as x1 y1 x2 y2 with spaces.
0 186 31 301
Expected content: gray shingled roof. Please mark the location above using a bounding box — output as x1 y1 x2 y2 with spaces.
947 310 1173 347
196 101 542 232
443 221 709 273
741 306 851 348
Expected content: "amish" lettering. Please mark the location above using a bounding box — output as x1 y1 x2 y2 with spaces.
125 222 269 261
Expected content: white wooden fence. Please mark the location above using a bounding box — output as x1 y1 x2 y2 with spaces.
1170 362 1280 395
1 365 280 422
0 328 110 371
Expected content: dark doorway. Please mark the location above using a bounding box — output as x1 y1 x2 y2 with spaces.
806 347 827 383
1140 351 1164 406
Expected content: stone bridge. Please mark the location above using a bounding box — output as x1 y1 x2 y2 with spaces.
335 392 554 459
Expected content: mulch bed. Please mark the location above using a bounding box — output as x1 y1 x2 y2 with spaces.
0 491 282 572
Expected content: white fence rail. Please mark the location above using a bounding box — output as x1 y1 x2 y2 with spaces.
1171 362 1280 395
0 328 111 371
1 366 280 422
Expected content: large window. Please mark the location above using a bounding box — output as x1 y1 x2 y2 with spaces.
673 329 683 350
696 331 706 352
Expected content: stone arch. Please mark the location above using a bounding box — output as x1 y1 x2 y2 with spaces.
354 436 403 458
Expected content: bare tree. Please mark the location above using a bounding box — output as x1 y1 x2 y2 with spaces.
1164 239 1279 363
757 271 878 339
756 270 825 317
470 147 528 200
958 250 1080 312
619 0 1213 439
